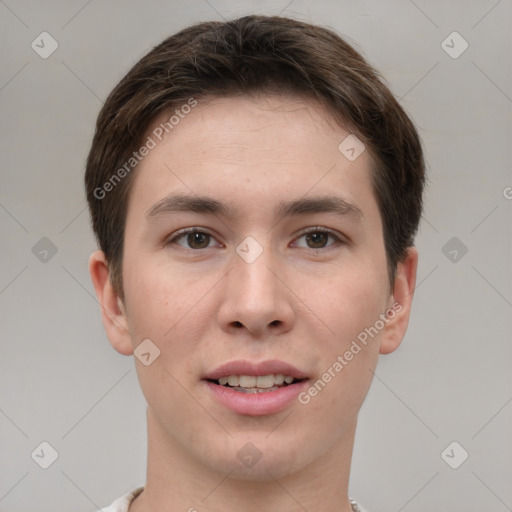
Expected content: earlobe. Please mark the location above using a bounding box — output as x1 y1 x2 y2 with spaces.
88 250 134 356
379 247 418 355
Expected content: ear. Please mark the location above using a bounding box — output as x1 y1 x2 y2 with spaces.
379 247 418 355
88 250 134 356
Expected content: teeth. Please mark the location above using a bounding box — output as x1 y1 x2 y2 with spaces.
239 375 257 387
227 375 239 386
216 374 298 388
232 386 281 393
256 375 275 388
274 374 285 385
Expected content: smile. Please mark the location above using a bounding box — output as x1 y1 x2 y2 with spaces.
213 374 302 393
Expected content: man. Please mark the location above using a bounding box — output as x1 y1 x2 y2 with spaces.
86 14 425 512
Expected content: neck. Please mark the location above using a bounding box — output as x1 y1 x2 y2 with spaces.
130 407 357 512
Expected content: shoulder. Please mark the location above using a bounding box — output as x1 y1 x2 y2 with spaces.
100 487 144 512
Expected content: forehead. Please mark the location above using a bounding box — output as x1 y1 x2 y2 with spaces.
148 93 351 161
127 93 377 223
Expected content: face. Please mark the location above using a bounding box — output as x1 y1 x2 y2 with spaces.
90 93 417 481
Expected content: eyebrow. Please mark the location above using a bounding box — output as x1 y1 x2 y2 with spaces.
146 193 363 220
276 195 363 219
147 194 234 218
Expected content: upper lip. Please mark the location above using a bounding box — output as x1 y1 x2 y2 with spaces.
203 359 309 381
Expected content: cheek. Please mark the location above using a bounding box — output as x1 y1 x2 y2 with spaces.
301 260 386 403
122 250 197 339
122 256 217 395
311 263 388 339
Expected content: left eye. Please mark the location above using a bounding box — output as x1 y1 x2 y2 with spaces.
294 229 341 249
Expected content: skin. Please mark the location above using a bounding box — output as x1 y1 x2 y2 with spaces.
89 94 418 512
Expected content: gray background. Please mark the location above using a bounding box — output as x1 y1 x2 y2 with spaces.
1 1 511 511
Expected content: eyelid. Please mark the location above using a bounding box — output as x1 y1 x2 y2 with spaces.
165 227 222 248
292 226 346 248
165 226 347 249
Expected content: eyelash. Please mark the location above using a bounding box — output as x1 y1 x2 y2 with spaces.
165 227 345 251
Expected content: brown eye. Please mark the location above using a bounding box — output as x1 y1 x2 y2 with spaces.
305 232 330 249
294 228 341 250
168 230 216 249
186 232 211 249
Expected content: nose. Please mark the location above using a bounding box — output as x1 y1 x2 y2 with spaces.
217 242 295 338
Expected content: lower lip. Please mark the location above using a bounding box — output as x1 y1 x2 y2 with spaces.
203 380 309 416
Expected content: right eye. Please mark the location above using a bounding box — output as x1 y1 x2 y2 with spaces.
166 228 219 250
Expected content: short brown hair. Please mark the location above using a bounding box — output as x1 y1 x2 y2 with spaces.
85 14 425 298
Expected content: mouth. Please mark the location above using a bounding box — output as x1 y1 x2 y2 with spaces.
206 374 306 393
202 360 310 415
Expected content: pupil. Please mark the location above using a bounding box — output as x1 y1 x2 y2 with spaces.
307 232 327 248
189 232 209 249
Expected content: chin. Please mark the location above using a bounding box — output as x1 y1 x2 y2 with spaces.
201 434 318 482
208 455 306 482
